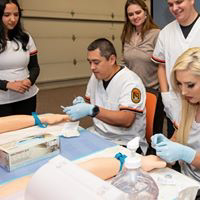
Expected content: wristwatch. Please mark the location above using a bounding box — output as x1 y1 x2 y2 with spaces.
90 105 100 117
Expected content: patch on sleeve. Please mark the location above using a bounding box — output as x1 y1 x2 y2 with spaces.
131 88 141 103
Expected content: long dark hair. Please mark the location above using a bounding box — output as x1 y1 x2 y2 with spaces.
0 0 29 53
121 0 159 48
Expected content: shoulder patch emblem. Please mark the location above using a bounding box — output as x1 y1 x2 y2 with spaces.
131 88 141 103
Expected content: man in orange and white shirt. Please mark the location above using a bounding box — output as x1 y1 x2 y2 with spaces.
63 38 147 154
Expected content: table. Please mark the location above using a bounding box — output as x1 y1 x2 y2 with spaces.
0 129 116 185
0 125 200 200
76 145 200 200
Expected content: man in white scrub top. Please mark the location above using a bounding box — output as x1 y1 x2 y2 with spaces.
63 38 148 154
152 0 200 130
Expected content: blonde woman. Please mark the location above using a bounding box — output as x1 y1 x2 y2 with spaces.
152 47 200 181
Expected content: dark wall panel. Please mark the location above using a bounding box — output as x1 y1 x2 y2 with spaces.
152 1 200 29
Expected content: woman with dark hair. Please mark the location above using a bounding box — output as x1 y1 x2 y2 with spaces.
122 0 159 90
0 0 40 117
121 0 164 136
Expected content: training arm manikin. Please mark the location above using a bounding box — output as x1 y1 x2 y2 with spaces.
79 155 166 180
0 114 70 134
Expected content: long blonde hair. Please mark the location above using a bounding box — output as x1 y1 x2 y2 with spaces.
171 47 200 144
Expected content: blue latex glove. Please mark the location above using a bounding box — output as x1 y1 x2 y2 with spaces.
151 133 168 148
73 96 85 105
63 103 94 120
151 134 196 164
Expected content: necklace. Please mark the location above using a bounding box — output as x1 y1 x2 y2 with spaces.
131 32 141 46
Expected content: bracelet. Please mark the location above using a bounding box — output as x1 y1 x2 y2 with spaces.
115 152 127 171
32 112 48 128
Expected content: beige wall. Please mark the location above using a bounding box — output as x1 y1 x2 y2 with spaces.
19 0 151 89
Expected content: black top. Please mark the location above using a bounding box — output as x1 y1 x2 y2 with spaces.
180 14 200 39
103 66 124 90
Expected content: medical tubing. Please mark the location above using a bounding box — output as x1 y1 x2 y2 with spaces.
32 112 48 128
115 152 127 171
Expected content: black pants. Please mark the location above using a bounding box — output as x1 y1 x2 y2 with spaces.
153 92 165 133
0 95 37 117
166 117 175 139
146 92 165 155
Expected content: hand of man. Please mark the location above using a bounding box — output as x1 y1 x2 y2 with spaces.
151 134 196 163
63 103 94 121
72 96 85 105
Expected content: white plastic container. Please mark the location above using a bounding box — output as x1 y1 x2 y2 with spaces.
111 137 159 200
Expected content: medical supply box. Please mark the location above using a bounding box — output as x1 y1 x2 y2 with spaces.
0 133 59 171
